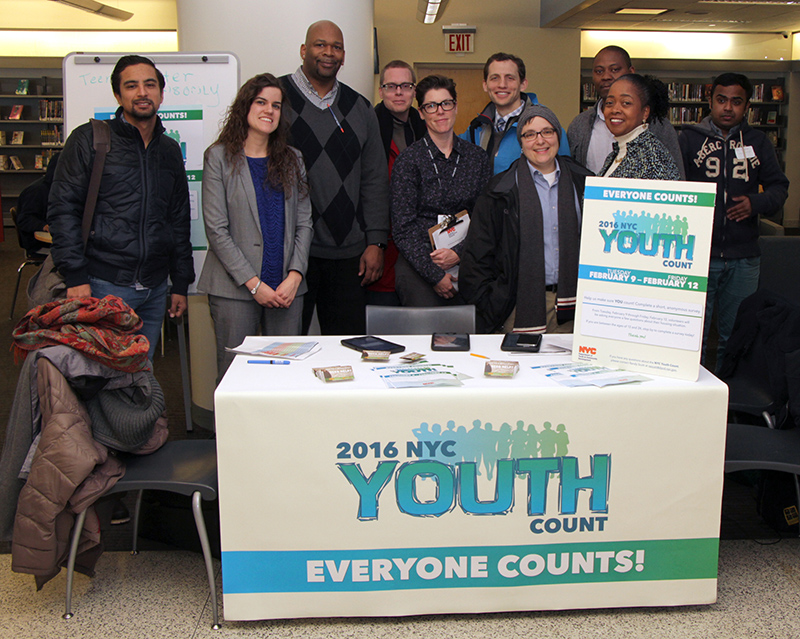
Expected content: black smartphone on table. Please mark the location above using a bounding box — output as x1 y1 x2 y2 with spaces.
500 333 542 352
431 333 470 351
341 336 405 354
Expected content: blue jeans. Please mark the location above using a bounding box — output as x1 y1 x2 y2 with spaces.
702 256 760 371
89 276 169 361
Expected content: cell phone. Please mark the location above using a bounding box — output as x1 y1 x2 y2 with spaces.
340 335 405 354
500 333 542 352
431 333 470 351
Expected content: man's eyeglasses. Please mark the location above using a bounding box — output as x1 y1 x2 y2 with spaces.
381 82 416 93
420 99 457 114
520 127 557 141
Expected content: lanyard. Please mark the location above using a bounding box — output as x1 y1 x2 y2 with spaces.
423 137 460 192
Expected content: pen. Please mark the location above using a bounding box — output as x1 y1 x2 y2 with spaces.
247 359 290 365
327 104 344 133
470 353 489 359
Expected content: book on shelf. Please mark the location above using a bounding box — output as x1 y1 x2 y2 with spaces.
767 110 778 125
34 154 43 169
38 99 63 121
11 130 23 144
0 155 7 170
766 130 779 147
41 125 62 146
10 155 23 170
15 79 29 95
771 85 784 101
667 82 709 102
8 104 23 120
0 131 5 145
581 82 597 101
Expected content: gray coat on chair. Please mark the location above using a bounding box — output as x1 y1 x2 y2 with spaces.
197 144 312 300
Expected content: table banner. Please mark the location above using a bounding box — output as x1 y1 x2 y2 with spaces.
573 178 717 380
215 357 727 620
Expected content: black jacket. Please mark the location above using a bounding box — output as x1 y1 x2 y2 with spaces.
719 289 800 428
460 156 592 333
48 108 194 294
16 154 59 253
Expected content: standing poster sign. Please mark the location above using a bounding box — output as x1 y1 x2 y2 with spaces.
572 177 716 381
62 52 240 290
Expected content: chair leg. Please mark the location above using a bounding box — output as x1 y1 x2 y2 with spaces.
10 265 25 320
131 489 144 555
191 491 220 629
793 475 800 539
177 316 193 432
63 509 89 620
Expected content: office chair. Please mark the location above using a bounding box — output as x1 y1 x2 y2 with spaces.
365 305 476 335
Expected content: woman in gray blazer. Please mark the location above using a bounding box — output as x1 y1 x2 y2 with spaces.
198 73 312 381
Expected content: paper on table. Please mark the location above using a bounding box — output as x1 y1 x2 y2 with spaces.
373 363 468 388
531 362 650 388
226 340 320 361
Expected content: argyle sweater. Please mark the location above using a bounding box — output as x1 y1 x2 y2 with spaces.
281 76 389 260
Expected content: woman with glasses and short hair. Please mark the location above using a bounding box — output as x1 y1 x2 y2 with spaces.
461 105 594 334
390 74 490 306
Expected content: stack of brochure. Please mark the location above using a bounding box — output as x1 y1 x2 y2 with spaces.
532 363 650 388
373 363 469 389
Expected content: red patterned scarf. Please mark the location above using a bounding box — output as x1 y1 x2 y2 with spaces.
12 296 150 372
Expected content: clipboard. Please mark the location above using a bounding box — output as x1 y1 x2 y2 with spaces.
428 210 470 250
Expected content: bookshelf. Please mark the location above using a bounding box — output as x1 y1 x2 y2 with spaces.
0 75 64 219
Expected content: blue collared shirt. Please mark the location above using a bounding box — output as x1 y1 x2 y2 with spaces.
525 160 581 286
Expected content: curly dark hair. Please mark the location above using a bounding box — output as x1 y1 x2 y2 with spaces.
215 73 305 195
614 73 671 123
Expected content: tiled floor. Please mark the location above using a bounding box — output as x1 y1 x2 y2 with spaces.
2 538 800 638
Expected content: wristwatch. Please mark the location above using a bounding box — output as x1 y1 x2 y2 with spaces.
250 280 262 295
373 242 387 250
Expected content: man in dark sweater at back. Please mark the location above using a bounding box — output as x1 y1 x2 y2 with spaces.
281 20 389 334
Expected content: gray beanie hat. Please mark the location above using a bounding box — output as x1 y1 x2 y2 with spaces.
516 104 562 144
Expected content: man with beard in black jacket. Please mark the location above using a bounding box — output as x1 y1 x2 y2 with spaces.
48 55 194 362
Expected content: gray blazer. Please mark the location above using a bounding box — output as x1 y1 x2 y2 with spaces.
197 144 312 301
567 102 685 180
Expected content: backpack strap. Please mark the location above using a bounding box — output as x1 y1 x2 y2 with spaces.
81 119 111 246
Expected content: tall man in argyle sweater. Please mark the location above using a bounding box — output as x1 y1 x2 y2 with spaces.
281 20 389 334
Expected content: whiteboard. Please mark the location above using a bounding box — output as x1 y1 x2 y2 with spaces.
62 52 241 291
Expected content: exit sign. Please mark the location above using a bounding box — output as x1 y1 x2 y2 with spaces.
445 32 474 53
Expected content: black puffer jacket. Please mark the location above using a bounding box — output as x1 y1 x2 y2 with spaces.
48 108 194 294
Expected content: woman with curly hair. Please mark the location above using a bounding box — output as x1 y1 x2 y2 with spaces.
198 73 312 381
599 73 682 181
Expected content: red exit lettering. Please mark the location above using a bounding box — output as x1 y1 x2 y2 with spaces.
447 33 473 53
